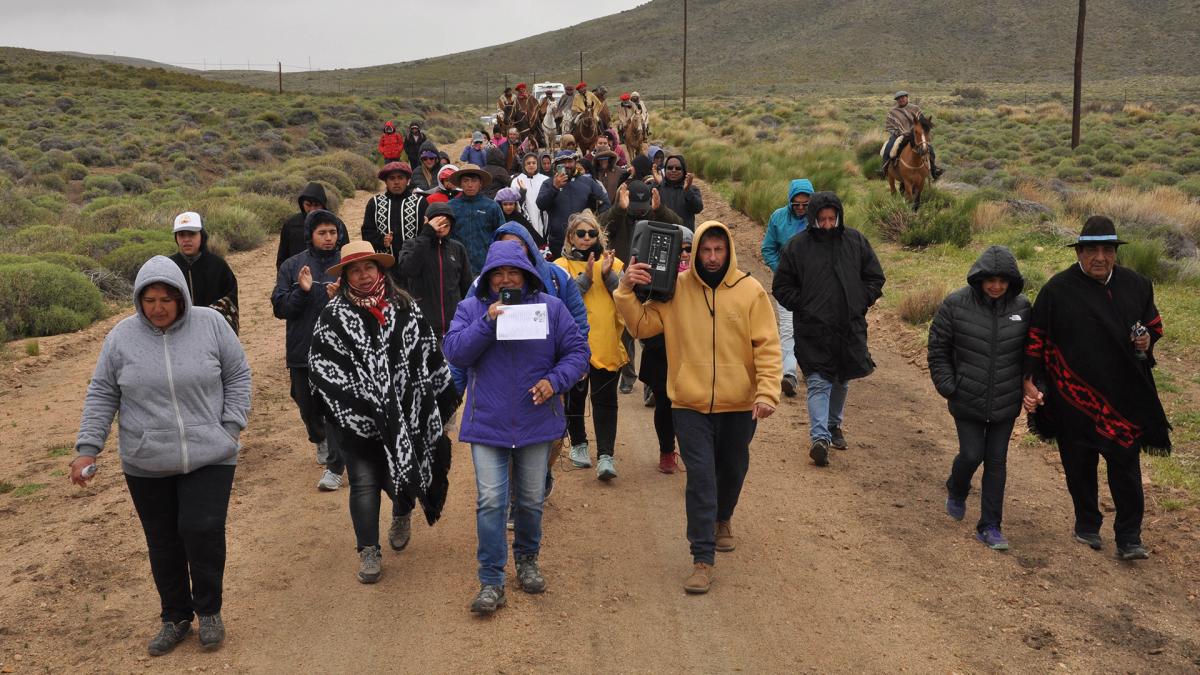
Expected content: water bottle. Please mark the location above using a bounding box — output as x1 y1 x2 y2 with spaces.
81 463 98 479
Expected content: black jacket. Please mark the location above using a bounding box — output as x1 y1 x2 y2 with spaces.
410 140 441 193
404 129 430 166
599 203 682 264
271 210 349 368
928 246 1031 422
361 188 427 260
394 225 472 336
170 228 239 333
276 182 329 269
652 155 704 230
772 192 885 381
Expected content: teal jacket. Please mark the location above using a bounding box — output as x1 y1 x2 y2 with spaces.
761 179 814 272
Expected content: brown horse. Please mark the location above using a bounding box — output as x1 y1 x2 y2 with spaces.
621 113 647 160
573 103 601 155
886 114 934 209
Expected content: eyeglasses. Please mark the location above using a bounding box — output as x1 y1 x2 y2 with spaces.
574 229 599 238
665 165 683 171
422 156 437 161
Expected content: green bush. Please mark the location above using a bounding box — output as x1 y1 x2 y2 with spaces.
37 173 66 191
85 202 150 233
11 224 76 254
256 111 284 128
303 166 355 197
101 241 176 282
131 162 164 182
900 190 976 248
231 193 295 234
62 162 88 180
1119 240 1171 282
32 252 97 272
82 174 123 198
200 204 265 251
0 189 56 231
1092 162 1124 177
862 191 915 242
0 262 105 338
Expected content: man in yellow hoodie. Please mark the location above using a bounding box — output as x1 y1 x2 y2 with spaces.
615 221 782 594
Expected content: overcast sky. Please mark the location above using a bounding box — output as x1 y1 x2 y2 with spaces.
0 0 648 71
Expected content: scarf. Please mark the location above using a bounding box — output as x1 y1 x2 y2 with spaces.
347 275 389 325
309 297 459 524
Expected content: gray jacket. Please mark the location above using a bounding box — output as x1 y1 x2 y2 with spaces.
75 256 252 477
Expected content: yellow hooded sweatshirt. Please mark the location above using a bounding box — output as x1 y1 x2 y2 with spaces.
613 221 782 414
556 254 628 372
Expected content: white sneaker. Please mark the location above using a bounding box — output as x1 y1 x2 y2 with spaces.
569 443 591 468
317 469 343 491
596 455 617 481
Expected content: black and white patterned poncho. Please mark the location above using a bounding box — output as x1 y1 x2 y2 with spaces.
309 294 459 524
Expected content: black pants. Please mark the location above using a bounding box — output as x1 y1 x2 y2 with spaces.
566 365 620 457
125 464 236 623
620 330 637 381
331 426 415 550
1058 439 1144 547
673 409 755 565
289 367 344 474
652 387 675 455
945 417 1014 532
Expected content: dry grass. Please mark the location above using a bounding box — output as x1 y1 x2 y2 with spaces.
1013 181 1063 211
857 129 888 146
972 201 1010 233
808 102 840 120
995 104 1034 123
1034 102 1068 120
1067 186 1200 237
899 286 947 325
1122 102 1158 120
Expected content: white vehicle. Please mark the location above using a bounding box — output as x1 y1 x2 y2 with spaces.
479 113 498 128
533 82 565 102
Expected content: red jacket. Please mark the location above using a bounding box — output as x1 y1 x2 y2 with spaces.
378 132 404 160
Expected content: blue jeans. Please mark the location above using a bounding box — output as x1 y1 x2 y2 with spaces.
774 299 797 379
472 442 551 586
805 373 848 443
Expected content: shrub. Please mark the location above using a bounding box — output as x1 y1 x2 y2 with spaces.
951 86 987 102
82 174 123 199
901 190 977 248
84 202 150 233
32 252 96 272
231 193 295 233
863 192 915 242
37 173 66 191
898 286 946 325
302 166 355 197
0 261 105 338
256 111 284 128
11 224 76 254
100 241 176 282
131 162 164 182
201 204 265 251
1011 241 1036 260
1118 240 1171 282
116 172 152 194
62 162 88 180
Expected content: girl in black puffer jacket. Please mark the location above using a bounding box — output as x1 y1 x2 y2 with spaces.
927 245 1030 551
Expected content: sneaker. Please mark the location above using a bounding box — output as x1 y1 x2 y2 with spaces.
317 469 343 491
515 554 546 594
643 386 656 408
657 452 678 474
946 496 966 521
197 613 225 650
1116 544 1150 560
829 425 847 450
683 562 714 594
596 455 618 481
316 439 329 465
147 620 191 656
357 545 382 584
388 513 411 551
976 525 1010 551
715 520 736 552
1073 531 1103 550
781 373 798 398
619 371 636 394
569 443 591 468
809 440 830 467
469 584 507 615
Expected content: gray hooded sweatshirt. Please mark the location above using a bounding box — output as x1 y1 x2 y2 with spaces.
75 255 252 477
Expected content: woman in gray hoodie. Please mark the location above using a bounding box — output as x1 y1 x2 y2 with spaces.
70 256 251 657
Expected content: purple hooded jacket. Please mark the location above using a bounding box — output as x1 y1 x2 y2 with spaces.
443 240 590 448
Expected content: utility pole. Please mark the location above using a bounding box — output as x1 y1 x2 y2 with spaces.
484 74 489 107
579 51 584 83
278 62 282 93
1071 0 1086 149
308 56 312 71
443 80 447 105
682 0 688 110
505 74 509 89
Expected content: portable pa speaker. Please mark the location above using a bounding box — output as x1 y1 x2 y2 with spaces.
631 220 682 302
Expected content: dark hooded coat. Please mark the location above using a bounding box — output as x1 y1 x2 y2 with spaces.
403 124 430 166
170 227 239 334
271 210 350 368
651 154 704 230
276 182 328 269
395 223 472 337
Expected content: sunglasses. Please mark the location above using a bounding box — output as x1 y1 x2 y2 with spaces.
682 245 692 252
574 229 599 238
792 201 810 208
665 165 683 171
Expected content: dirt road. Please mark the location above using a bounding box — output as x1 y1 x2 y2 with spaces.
2 173 1199 673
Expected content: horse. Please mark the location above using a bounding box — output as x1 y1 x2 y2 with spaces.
621 112 647 160
886 114 934 210
572 102 602 155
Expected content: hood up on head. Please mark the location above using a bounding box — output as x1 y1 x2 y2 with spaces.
967 245 1025 300
297 181 329 213
134 255 193 328
493 222 547 269
630 154 653 181
303 209 350 257
664 154 688 185
691 220 749 289
647 145 664 162
475 239 545 299
805 192 845 233
787 178 814 203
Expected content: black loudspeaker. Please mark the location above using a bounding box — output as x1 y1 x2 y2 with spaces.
631 220 682 302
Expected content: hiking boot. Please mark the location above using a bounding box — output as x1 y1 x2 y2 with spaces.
946 496 966 521
469 584 507 615
809 440 830 467
597 455 618 481
976 525 1010 551
357 545 382 584
569 443 591 468
388 513 411 551
715 521 736 552
317 469 343 491
515 554 546 594
829 425 847 449
781 373 798 398
147 620 191 656
683 563 714 594
1117 544 1150 561
643 386 656 407
619 371 636 394
657 452 678 474
197 613 225 650
1073 531 1103 551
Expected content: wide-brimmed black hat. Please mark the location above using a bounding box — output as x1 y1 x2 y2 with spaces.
1068 215 1127 247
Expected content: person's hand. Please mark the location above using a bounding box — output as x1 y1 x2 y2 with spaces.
530 379 554 405
383 233 393 248
553 171 568 189
684 172 694 189
600 249 615 277
651 187 661 211
69 456 95 487
487 300 506 321
752 403 775 420
326 278 340 299
585 252 596 278
1022 378 1044 413
620 259 652 290
429 216 452 238
617 182 630 210
1133 332 1151 351
298 265 313 292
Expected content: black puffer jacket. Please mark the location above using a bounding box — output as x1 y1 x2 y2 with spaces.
276 182 328 268
772 192 885 381
927 245 1031 422
394 224 472 336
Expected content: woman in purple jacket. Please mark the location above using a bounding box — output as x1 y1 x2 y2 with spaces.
443 240 590 616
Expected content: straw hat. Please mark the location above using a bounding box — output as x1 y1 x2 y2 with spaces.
325 240 395 277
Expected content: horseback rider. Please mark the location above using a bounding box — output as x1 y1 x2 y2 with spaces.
571 82 603 119
630 91 650 136
880 91 943 179
497 86 516 117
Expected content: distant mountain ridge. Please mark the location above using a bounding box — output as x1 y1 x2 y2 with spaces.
55 52 196 73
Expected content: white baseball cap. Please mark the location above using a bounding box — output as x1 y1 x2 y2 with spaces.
172 211 203 233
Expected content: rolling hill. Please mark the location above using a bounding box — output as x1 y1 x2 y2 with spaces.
198 0 1200 98
55 51 196 74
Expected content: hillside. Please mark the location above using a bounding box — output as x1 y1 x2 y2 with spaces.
0 47 252 92
200 0 1200 98
55 51 195 74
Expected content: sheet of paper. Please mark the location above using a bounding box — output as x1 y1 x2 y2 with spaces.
496 303 549 341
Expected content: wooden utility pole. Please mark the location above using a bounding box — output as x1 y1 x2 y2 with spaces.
442 80 447 105
682 0 688 110
579 51 584 83
485 74 489 107
1071 0 1086 149
278 62 282 93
